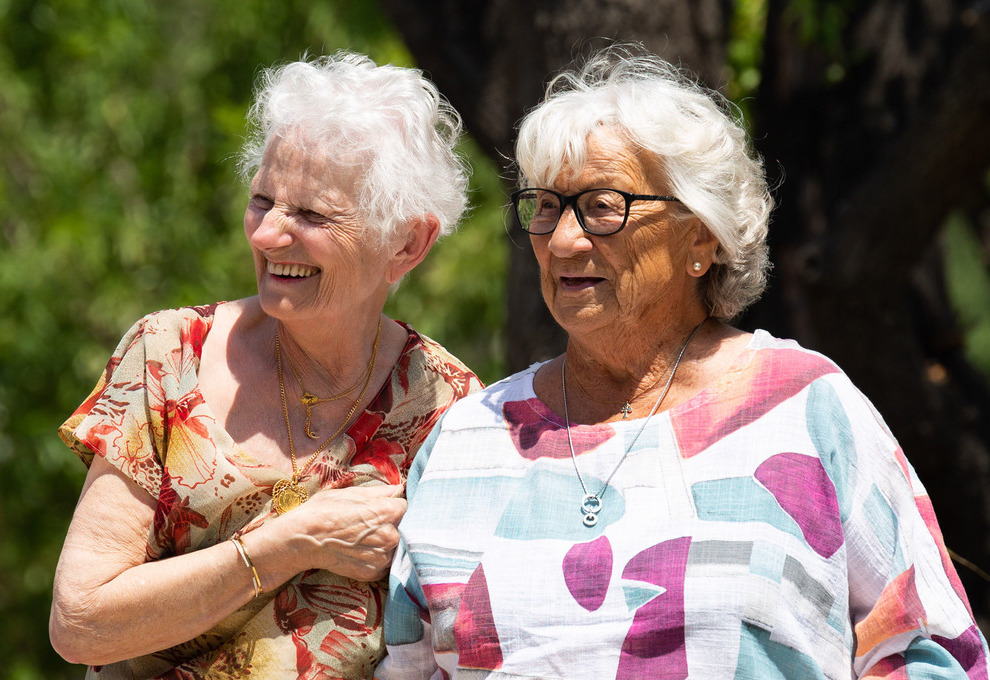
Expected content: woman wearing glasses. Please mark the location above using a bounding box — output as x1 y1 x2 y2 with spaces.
376 46 987 679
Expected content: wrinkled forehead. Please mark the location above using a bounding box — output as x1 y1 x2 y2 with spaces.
251 132 366 207
255 130 366 189
537 126 666 192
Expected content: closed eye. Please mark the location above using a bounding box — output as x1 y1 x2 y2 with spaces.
250 194 274 211
298 209 332 225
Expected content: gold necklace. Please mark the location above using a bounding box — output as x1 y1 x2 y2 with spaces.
272 317 382 515
282 341 374 439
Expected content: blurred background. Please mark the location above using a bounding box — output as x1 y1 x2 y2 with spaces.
1 0 988 677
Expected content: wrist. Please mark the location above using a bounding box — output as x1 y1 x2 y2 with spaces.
230 536 263 598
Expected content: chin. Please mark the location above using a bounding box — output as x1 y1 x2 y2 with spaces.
552 306 612 336
258 291 305 319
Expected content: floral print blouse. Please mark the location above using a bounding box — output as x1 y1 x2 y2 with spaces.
60 303 481 680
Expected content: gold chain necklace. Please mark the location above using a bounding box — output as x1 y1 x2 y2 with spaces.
282 340 374 439
272 317 382 515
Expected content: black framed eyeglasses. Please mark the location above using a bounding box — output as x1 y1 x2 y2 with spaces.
511 187 681 236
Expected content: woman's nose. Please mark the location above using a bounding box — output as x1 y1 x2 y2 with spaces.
547 205 593 256
248 206 294 249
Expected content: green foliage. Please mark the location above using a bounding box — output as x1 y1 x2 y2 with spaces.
943 209 990 379
385 136 507 384
726 0 767 106
784 0 855 84
0 1 505 676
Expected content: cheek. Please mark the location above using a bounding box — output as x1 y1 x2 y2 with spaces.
530 237 554 276
530 243 556 292
315 271 337 305
613 246 676 300
243 210 264 248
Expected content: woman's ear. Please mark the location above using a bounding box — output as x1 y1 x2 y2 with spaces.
686 218 718 277
385 215 441 284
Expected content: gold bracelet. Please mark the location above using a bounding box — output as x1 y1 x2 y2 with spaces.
231 536 263 598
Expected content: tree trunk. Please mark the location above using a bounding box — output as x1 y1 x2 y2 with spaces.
749 0 990 623
383 0 990 626
379 0 732 368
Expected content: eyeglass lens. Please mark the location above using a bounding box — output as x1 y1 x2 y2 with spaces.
515 189 628 235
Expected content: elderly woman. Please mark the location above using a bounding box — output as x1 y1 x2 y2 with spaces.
50 53 481 679
377 48 988 679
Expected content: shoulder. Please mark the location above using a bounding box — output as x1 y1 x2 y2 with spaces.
743 329 899 450
404 363 545 488
747 330 876 405
731 329 872 409
745 329 843 382
395 321 482 394
123 303 220 345
102 303 222 369
675 330 895 456
430 362 545 433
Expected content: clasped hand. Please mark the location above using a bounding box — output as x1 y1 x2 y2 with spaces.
272 484 407 583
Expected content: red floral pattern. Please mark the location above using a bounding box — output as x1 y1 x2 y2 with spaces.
59 304 481 680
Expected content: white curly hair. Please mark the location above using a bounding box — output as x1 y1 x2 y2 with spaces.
515 45 772 320
239 52 470 247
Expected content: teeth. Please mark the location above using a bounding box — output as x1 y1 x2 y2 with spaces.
268 261 319 277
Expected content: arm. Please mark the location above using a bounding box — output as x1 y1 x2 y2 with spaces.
812 378 990 677
50 455 405 667
850 464 988 678
375 546 441 680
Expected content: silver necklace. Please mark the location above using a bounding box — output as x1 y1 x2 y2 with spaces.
561 320 706 527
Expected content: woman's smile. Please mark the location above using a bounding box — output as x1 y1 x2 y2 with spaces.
266 260 321 279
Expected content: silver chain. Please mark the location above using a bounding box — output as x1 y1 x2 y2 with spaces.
561 319 706 527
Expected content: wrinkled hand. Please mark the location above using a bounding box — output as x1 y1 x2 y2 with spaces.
277 485 407 582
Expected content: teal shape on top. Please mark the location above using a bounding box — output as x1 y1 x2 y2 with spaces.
805 380 855 522
495 466 625 541
623 583 667 611
734 621 827 680
749 542 786 583
692 477 806 548
414 551 485 580
826 595 848 636
864 483 905 574
625 414 662 455
412 473 521 532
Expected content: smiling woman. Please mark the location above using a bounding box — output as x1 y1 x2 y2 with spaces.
49 52 481 680
244 132 400 325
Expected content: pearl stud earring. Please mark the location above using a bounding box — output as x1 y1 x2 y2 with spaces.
692 262 702 272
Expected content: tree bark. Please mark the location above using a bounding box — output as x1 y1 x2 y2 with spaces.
383 0 990 625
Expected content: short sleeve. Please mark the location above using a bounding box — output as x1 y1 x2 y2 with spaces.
818 378 990 677
58 306 215 498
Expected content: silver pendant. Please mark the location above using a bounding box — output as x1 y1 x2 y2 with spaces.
581 494 602 527
581 494 602 514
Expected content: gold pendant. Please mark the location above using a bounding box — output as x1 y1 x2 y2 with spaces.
272 478 309 515
304 410 319 439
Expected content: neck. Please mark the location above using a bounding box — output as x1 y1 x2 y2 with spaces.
275 311 385 394
564 314 709 399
